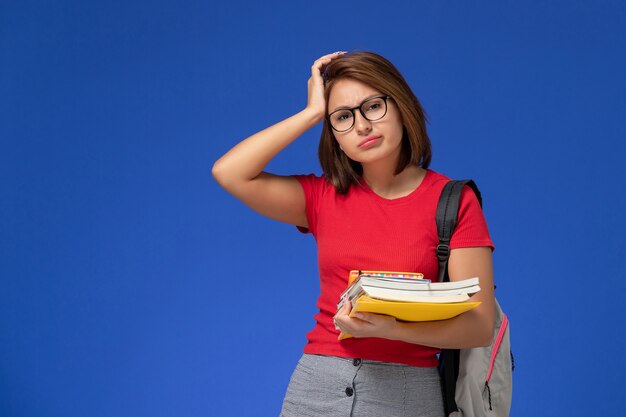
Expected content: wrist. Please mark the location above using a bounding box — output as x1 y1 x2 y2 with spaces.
301 107 325 125
386 320 412 343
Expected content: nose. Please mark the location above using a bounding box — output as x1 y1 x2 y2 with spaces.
354 111 372 134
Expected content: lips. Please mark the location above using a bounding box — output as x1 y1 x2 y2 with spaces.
358 135 381 149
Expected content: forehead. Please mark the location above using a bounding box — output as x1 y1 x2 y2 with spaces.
328 78 381 108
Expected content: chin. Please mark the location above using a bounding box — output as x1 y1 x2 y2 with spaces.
357 148 399 165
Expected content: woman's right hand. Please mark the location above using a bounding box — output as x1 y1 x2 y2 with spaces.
306 51 347 120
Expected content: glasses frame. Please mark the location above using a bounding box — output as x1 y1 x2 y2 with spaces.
327 95 391 132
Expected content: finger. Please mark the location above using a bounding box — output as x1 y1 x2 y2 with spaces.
334 299 350 318
335 301 351 321
316 51 347 62
311 51 347 74
333 316 343 331
311 59 332 76
352 312 373 323
341 297 352 313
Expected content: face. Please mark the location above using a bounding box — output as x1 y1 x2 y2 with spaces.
327 78 404 167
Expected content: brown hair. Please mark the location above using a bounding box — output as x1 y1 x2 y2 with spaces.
319 51 432 194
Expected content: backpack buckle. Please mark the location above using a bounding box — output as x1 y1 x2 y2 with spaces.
436 243 451 260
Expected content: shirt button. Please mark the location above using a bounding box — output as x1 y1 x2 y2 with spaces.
353 358 361 366
345 387 354 397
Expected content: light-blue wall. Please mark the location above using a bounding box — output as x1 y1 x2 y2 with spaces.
2 1 625 416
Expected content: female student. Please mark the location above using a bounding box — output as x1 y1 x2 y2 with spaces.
212 51 495 417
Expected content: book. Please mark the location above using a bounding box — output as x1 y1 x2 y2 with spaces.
359 276 479 292
337 271 480 309
337 270 482 340
359 286 472 303
350 297 481 322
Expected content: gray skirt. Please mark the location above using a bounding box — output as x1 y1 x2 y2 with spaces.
280 354 445 417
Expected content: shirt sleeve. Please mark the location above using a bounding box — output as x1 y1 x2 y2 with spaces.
449 185 495 251
293 174 323 236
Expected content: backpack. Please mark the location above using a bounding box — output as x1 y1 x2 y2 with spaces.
435 180 514 417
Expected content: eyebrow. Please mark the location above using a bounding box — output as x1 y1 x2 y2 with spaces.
330 94 383 113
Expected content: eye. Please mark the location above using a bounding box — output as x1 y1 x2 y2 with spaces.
363 98 385 113
333 111 353 122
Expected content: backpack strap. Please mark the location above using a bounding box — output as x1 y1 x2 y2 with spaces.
436 179 482 416
436 180 482 283
439 348 459 415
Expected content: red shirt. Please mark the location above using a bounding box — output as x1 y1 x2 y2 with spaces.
295 169 494 367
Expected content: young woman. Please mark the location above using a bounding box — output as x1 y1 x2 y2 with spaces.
212 51 495 417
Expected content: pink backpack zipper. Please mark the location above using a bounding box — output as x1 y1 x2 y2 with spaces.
486 314 509 383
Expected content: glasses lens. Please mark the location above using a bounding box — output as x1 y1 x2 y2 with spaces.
330 109 354 132
361 97 387 121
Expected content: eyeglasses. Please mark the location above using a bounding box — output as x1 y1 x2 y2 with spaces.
327 95 391 132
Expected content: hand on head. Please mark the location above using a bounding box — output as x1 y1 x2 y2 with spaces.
306 51 347 119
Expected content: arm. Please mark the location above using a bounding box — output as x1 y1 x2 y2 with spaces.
212 52 346 227
334 247 496 348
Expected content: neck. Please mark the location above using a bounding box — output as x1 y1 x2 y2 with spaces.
362 162 426 199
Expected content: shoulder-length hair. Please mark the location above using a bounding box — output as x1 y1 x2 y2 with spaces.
319 51 432 194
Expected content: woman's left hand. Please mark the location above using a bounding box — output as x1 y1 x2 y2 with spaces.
333 298 398 339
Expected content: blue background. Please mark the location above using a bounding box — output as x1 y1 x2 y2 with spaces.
2 1 625 416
